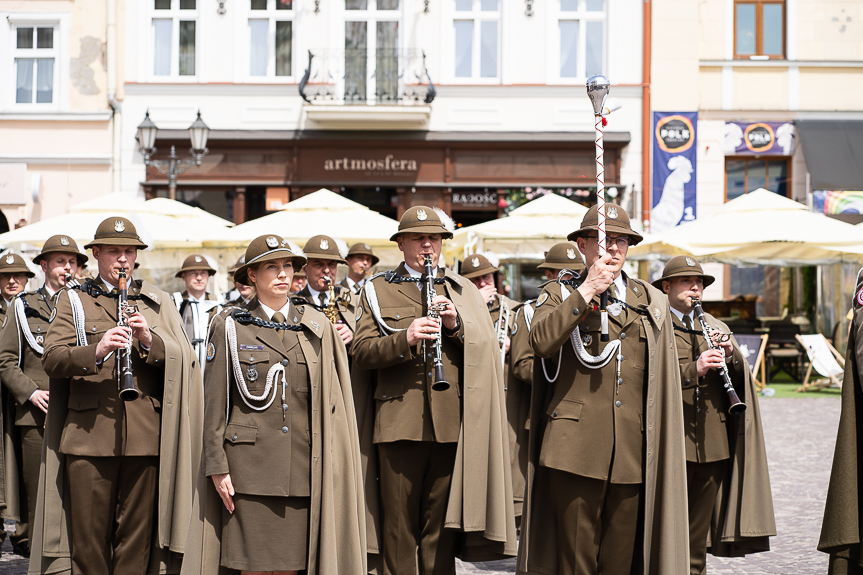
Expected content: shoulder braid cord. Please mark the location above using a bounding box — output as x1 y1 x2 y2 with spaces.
496 295 510 372
362 270 452 338
223 309 304 424
14 296 45 357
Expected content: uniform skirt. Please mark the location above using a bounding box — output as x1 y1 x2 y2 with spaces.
221 493 310 571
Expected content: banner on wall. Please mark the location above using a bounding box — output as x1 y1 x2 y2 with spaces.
813 190 863 214
724 121 796 155
652 112 697 234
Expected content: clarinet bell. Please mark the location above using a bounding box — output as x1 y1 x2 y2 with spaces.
119 372 140 402
728 399 747 416
431 366 449 391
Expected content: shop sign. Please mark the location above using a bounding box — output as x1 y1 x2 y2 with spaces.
452 191 498 207
724 121 795 155
652 112 698 233
813 190 863 215
323 154 418 174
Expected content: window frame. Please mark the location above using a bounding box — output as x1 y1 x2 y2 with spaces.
242 0 297 82
148 0 200 81
442 0 502 84
733 0 785 60
724 155 792 202
3 14 68 112
545 0 607 85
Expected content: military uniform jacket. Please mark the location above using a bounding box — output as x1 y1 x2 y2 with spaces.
506 299 533 511
352 263 466 444
202 300 312 498
297 284 357 347
42 278 167 457
529 274 650 484
673 312 747 463
0 288 58 427
339 277 366 295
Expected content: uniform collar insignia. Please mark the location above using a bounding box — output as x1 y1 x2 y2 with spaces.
653 307 661 320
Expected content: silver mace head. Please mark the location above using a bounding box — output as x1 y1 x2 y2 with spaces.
586 74 610 116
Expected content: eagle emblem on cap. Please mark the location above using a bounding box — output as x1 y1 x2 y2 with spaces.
60 237 70 246
363 243 370 249
607 206 618 219
5 255 13 265
266 237 278 248
320 239 329 250
472 257 480 268
567 249 576 260
114 220 125 232
685 257 696 267
195 256 202 263
416 209 428 221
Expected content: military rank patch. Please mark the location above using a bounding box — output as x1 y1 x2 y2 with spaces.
536 292 549 307
207 343 216 362
356 306 363 322
857 286 863 307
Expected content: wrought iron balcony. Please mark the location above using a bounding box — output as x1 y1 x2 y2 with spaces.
299 49 436 106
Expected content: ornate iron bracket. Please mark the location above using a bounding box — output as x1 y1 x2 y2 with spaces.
217 0 227 14
525 0 534 16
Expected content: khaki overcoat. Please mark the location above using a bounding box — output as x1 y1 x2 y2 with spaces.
818 275 863 574
180 302 367 575
517 278 690 575
352 267 518 571
28 280 204 575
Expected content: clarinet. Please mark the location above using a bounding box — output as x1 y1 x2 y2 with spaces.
117 269 140 401
691 298 746 415
423 255 449 391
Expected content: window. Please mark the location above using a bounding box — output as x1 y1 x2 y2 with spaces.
735 1 784 59
152 0 198 77
13 25 57 105
249 0 294 78
725 157 789 201
343 0 401 103
551 0 605 81
453 0 500 80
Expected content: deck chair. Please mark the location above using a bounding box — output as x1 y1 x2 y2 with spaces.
795 334 846 392
735 334 769 389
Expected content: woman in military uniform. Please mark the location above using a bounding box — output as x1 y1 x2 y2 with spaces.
188 234 366 575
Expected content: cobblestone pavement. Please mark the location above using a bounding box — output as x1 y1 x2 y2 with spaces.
457 397 842 575
0 397 842 574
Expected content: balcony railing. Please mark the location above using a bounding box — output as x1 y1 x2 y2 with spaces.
299 49 436 106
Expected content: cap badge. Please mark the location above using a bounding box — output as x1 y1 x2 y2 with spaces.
60 237 70 246
114 220 125 233
685 257 696 267
5 255 14 265
363 243 370 249
607 206 618 219
320 239 329 250
566 249 576 260
266 236 279 248
194 256 202 263
472 257 480 268
416 209 428 221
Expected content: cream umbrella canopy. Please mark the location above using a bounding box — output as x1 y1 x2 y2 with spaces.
448 194 591 262
628 189 863 265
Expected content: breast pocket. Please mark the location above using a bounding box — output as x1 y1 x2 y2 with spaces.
238 351 271 391
380 306 416 330
85 320 118 345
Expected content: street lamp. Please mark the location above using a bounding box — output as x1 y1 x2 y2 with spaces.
136 110 210 200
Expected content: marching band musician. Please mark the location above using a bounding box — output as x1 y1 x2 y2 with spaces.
290 268 306 294
351 206 516 575
173 254 223 371
181 233 366 575
341 242 378 294
520 203 689 575
0 236 86 559
296 235 356 349
657 255 775 574
32 217 203 575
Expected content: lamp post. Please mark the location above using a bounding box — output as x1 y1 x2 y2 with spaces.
136 110 210 201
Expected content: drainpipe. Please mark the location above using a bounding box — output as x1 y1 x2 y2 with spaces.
641 0 651 231
107 0 122 194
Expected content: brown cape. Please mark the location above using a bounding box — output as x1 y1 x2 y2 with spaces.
28 282 204 575
352 268 517 572
701 315 776 556
517 279 690 575
818 280 863 574
179 305 367 575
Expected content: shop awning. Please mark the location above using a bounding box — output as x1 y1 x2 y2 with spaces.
797 120 863 190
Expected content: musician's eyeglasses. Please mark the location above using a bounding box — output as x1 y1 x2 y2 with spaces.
584 235 630 250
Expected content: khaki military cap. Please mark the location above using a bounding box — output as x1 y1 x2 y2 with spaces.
537 242 582 270
175 254 216 278
390 206 453 241
461 254 498 279
228 255 245 277
294 268 306 279
346 242 379 266
652 255 715 289
0 253 35 278
234 234 306 285
303 235 347 265
567 203 644 246
84 217 148 250
32 235 89 267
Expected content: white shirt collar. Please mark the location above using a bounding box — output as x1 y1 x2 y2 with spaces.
404 263 436 279
100 276 116 291
307 284 326 304
346 276 365 290
3 298 10 308
670 306 695 324
44 284 56 297
258 300 291 321
186 292 204 303
612 274 626 299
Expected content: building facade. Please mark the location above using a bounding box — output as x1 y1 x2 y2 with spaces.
120 0 647 228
